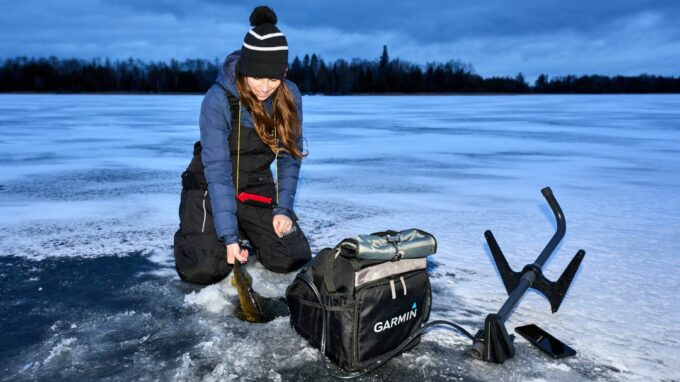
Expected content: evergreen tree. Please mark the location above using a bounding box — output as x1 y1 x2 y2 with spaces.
534 74 547 93
515 73 528 93
377 45 390 92
288 56 303 87
379 45 389 69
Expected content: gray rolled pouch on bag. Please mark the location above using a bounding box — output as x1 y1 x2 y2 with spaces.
339 229 437 261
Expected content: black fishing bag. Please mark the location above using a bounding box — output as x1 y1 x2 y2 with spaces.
286 229 436 371
173 141 232 285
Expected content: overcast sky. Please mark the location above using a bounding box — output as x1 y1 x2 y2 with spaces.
1 1 678 80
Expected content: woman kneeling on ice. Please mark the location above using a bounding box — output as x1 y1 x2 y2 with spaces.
174 6 311 283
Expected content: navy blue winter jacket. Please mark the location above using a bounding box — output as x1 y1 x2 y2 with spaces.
199 51 303 245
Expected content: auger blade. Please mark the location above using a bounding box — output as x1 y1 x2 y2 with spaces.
485 230 521 296
531 249 586 313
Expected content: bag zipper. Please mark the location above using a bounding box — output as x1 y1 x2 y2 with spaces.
353 294 361 365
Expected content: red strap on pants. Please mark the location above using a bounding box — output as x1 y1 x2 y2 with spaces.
237 192 275 207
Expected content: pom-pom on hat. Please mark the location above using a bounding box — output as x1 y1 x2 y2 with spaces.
238 6 288 79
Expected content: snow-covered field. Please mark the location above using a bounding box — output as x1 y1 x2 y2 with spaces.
1 94 678 381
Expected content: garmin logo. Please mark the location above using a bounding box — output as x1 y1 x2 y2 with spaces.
373 302 418 333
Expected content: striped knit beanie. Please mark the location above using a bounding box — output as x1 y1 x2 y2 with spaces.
238 6 289 79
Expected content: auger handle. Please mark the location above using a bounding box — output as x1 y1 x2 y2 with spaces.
534 187 566 268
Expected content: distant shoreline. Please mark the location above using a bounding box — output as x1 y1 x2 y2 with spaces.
4 54 679 94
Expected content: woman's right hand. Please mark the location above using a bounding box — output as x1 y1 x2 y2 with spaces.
226 243 249 264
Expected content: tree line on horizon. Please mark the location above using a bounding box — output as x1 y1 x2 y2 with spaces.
1 46 679 94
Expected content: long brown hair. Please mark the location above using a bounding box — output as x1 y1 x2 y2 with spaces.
236 75 306 159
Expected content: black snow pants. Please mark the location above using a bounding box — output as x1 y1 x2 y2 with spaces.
236 182 312 274
173 141 311 284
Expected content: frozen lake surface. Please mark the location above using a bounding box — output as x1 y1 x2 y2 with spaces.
1 94 679 381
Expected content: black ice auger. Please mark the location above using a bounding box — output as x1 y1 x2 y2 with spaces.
470 187 586 363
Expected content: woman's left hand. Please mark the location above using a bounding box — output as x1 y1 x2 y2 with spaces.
273 214 293 237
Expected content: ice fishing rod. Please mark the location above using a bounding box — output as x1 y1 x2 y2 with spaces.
470 187 586 363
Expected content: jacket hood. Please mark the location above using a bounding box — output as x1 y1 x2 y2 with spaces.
216 50 241 96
